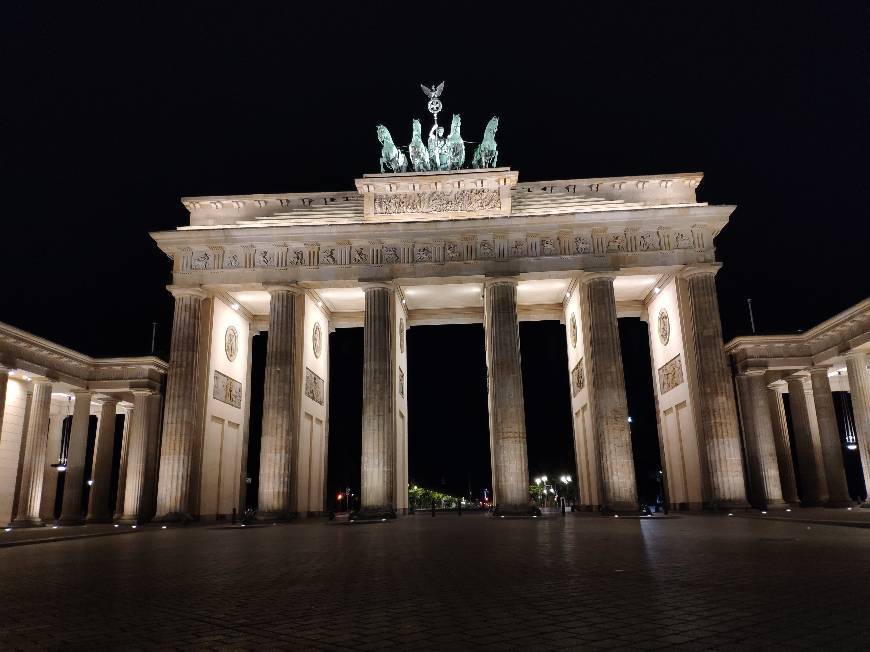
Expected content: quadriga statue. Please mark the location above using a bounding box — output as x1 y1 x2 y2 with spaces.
472 116 499 169
376 124 407 173
445 114 465 170
409 119 431 172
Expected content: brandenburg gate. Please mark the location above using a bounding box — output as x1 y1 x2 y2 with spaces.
149 162 750 519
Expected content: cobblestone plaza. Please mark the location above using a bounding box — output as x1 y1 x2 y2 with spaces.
2 513 869 649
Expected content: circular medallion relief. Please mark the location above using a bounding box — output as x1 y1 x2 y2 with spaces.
399 318 405 353
312 322 323 359
225 326 239 362
569 313 578 348
658 309 671 346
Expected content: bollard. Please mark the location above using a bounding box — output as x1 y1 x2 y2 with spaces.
458 501 462 517
232 507 237 525
432 501 436 517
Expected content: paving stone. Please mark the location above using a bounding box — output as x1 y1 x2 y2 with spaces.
0 513 869 648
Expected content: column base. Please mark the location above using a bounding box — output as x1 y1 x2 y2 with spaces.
10 518 44 528
824 498 856 508
56 517 85 526
349 509 396 522
85 516 114 524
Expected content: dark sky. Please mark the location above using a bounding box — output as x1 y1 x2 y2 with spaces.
3 3 868 506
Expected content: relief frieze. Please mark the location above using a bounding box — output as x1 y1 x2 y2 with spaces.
373 189 501 215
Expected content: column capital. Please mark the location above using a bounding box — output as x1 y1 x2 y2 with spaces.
263 283 303 296
483 276 518 289
70 388 93 399
359 281 396 292
579 271 617 284
845 349 868 362
130 388 156 397
807 366 831 377
95 395 120 407
739 369 768 378
167 285 207 300
676 263 722 280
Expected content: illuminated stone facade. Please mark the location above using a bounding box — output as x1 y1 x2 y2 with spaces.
149 166 750 516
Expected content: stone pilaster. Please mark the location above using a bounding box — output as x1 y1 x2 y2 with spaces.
119 390 154 523
682 267 748 508
581 275 637 512
86 398 118 522
767 387 799 505
258 286 303 520
808 367 853 507
484 278 532 515
845 352 870 504
58 390 93 525
735 372 786 508
155 288 205 521
114 404 133 517
787 377 828 505
12 381 52 527
359 283 396 517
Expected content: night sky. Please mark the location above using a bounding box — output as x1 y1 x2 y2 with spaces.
3 4 868 507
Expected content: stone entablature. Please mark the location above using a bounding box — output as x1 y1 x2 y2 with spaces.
179 171 704 228
725 298 870 374
0 321 167 395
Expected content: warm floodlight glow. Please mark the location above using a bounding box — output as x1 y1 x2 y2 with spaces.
87 479 94 486
4 528 11 532
113 524 119 528
230 303 240 311
653 287 661 294
161 525 167 529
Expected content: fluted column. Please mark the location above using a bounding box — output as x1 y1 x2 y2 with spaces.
12 381 52 527
808 367 853 506
258 286 303 520
484 278 531 515
119 390 154 523
582 275 637 512
114 404 133 517
58 390 93 525
0 367 8 434
767 387 799 504
86 398 118 522
786 376 827 505
155 288 205 521
683 268 748 508
736 372 786 508
360 283 396 517
845 352 870 503
39 412 66 522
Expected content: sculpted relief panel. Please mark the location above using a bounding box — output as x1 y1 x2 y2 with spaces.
213 371 242 409
373 189 501 215
304 367 325 405
571 358 585 397
658 355 684 394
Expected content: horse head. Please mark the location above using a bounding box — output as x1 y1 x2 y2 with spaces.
485 116 499 139
412 119 422 139
376 125 391 146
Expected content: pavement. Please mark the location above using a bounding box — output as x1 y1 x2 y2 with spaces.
1 511 869 649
